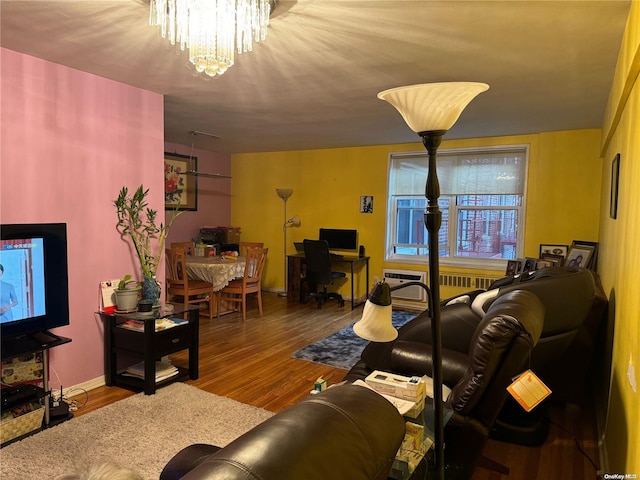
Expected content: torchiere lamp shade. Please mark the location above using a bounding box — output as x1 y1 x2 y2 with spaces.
377 82 489 133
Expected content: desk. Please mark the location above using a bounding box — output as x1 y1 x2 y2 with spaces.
186 255 245 291
287 254 369 310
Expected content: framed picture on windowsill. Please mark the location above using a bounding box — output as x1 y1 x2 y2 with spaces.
164 152 198 211
540 253 565 267
565 245 595 269
539 244 569 259
571 240 599 270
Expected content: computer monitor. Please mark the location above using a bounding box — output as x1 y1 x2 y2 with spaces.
318 228 358 251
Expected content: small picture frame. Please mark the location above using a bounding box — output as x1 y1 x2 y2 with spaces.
360 195 374 214
505 260 520 276
523 257 538 273
571 240 599 270
165 152 198 211
565 245 595 269
536 259 553 269
539 244 569 259
540 253 565 267
610 153 620 219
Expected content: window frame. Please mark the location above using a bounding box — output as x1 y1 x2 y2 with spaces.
386 145 529 270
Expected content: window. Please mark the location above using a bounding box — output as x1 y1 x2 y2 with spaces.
387 146 528 268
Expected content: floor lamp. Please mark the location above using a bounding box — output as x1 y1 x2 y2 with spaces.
375 82 489 480
276 188 300 297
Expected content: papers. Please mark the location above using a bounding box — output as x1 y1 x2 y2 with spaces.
99 279 120 313
123 361 179 382
352 379 418 416
117 317 188 332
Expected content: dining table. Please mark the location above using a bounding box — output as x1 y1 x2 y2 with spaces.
186 255 245 292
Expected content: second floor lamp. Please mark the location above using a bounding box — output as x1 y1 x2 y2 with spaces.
276 188 300 297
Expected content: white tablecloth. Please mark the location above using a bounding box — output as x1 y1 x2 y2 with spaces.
186 256 245 291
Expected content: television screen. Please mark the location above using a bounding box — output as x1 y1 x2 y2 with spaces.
0 223 69 341
0 237 47 322
318 228 358 251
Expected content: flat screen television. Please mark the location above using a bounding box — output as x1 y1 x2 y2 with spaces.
0 223 69 346
318 228 358 251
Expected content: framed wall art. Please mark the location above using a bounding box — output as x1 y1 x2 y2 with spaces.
610 153 620 219
164 152 198 211
360 195 374 213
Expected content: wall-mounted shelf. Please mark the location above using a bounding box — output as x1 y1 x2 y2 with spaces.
179 171 231 179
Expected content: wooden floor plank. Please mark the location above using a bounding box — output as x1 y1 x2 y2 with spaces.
69 292 600 479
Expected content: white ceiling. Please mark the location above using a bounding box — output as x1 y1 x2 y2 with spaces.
0 1 631 154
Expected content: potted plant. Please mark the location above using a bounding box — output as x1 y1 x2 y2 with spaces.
113 274 141 312
114 185 181 306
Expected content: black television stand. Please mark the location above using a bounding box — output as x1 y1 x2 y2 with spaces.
1 330 69 359
1 331 72 446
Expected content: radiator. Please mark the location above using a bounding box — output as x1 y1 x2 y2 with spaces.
439 273 498 290
382 269 428 302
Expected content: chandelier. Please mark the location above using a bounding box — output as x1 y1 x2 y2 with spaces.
149 0 275 77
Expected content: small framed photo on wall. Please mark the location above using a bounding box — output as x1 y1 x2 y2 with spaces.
360 195 374 213
610 153 620 219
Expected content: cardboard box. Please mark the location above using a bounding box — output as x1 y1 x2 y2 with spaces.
1 353 44 386
365 370 425 403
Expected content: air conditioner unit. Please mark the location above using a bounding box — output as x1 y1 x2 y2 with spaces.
382 269 427 303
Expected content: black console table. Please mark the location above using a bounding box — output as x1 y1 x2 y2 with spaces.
1 332 72 446
99 304 200 395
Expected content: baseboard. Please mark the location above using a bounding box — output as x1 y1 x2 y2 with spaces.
55 375 106 401
595 385 610 475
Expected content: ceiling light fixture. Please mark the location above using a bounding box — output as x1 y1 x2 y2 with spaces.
149 0 276 77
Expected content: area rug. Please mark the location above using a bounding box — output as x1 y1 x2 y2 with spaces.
291 309 418 370
0 383 273 480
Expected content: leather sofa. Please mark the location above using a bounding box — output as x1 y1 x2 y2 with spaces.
346 289 545 479
160 384 405 480
346 266 606 449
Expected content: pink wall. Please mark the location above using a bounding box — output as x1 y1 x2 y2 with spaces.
163 142 231 246
1 48 165 388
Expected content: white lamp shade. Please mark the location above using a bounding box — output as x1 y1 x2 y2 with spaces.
377 82 489 133
353 300 398 343
286 215 301 227
276 188 293 200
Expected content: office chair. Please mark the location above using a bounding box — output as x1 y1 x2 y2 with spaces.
302 239 346 308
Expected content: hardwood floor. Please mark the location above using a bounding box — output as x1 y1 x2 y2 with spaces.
70 292 600 479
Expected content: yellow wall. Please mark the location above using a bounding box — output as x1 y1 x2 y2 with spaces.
598 0 640 474
231 129 602 300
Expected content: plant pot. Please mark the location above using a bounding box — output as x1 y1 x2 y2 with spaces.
114 289 139 312
142 275 161 307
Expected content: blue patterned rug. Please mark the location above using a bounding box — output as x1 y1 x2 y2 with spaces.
291 309 418 370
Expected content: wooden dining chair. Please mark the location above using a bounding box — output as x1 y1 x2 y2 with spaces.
218 247 268 321
165 248 214 317
239 241 264 257
171 241 196 256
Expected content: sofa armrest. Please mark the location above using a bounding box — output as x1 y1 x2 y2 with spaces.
388 341 469 387
176 384 405 480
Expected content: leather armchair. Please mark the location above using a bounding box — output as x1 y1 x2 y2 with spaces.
346 290 545 479
160 384 405 480
345 266 606 448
